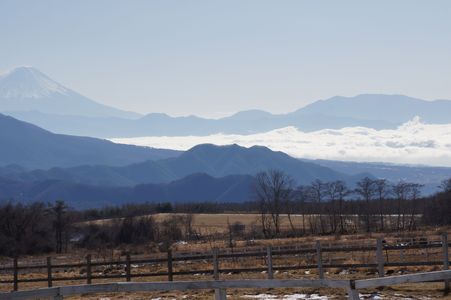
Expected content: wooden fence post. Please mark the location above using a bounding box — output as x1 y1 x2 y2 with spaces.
267 246 273 280
86 254 92 284
215 288 227 300
213 248 220 280
400 248 405 264
47 257 53 287
443 233 449 294
316 240 324 279
376 238 384 277
13 256 18 291
126 253 131 282
167 249 173 282
347 280 360 300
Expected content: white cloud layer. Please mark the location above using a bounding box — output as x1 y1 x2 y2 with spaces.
111 117 451 167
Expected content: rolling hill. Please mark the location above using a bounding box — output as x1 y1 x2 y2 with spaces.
0 113 180 169
0 144 368 187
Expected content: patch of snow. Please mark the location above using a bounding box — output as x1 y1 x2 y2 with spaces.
0 66 69 98
243 294 328 300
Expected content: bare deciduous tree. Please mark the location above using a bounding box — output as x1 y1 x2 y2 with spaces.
254 170 294 238
327 181 350 234
309 179 327 234
375 179 391 231
439 178 451 193
407 183 423 231
355 177 376 233
48 200 69 254
393 181 410 231
296 185 310 235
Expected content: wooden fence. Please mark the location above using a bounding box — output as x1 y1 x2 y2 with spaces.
0 233 449 295
1 270 450 300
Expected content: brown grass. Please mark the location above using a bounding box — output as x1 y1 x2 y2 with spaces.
2 215 450 299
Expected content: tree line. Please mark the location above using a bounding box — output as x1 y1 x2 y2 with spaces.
254 170 450 238
0 172 449 256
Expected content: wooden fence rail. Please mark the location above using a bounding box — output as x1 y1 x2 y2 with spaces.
0 241 447 271
0 270 450 300
0 234 449 293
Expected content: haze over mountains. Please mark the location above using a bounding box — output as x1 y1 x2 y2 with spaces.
0 67 139 119
0 113 449 207
0 113 179 169
0 114 374 207
2 67 451 138
1 66 451 207
0 142 365 187
0 173 255 209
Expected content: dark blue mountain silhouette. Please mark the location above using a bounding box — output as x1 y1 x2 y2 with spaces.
0 173 254 209
0 113 179 169
0 143 367 187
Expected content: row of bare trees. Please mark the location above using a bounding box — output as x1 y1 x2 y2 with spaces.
0 201 71 256
254 169 448 238
1 176 449 256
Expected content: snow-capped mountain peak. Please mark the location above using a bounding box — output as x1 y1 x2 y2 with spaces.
0 66 69 98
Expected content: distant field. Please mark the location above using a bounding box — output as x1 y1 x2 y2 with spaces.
88 213 421 236
88 213 312 234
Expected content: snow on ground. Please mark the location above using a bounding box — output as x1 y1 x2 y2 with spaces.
111 117 451 167
241 293 429 300
242 293 328 299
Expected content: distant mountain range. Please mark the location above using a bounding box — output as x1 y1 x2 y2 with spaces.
1 67 450 207
0 114 375 207
2 67 451 138
0 173 254 209
0 143 367 187
0 113 449 207
0 113 179 169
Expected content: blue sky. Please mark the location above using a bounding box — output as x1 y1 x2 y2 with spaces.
1 1 450 117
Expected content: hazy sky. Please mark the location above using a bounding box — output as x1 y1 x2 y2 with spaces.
1 1 451 117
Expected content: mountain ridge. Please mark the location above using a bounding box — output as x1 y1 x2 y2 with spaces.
0 113 180 169
0 173 255 209
0 140 370 188
3 67 451 137
0 66 140 119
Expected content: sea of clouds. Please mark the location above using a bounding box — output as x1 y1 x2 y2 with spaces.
111 117 451 167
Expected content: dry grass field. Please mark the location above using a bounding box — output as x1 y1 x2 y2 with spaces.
88 213 421 236
1 214 450 299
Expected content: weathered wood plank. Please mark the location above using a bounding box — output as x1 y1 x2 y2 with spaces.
267 246 273 280
355 270 451 289
0 287 59 300
443 233 450 294
215 288 227 300
167 250 173 282
316 241 324 279
86 254 92 285
47 257 53 288
0 279 350 299
126 254 131 282
213 248 220 280
13 257 18 292
376 238 384 277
